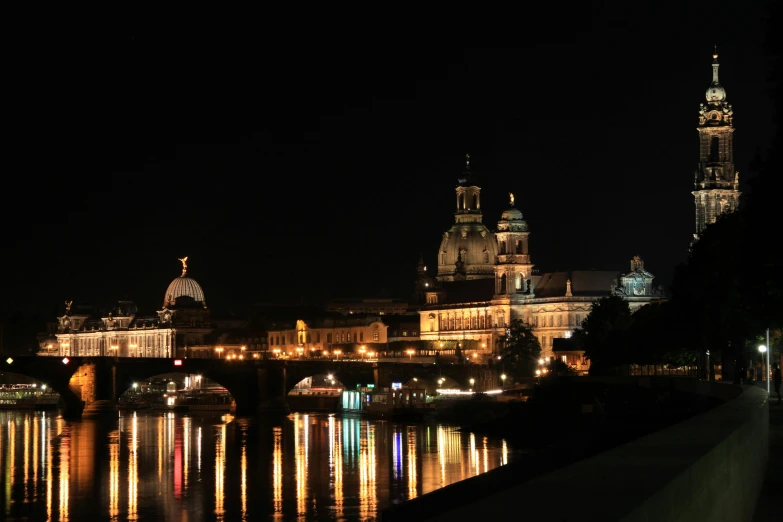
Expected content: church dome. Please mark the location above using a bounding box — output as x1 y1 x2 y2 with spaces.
436 223 498 281
497 194 528 232
705 51 727 103
500 206 523 221
163 257 206 308
706 83 726 103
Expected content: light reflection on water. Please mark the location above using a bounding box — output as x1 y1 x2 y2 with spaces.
0 409 516 521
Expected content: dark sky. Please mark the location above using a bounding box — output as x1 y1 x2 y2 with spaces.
3 3 780 320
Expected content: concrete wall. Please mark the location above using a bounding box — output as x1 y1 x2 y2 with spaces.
382 381 769 522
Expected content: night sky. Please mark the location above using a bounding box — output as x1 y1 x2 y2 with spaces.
3 3 780 321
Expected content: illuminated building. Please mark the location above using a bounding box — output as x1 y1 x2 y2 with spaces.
416 156 666 368
692 48 740 244
36 258 261 358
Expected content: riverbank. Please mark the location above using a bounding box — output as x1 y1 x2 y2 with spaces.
433 377 726 461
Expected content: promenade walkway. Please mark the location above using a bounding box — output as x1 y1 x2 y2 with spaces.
751 381 782 521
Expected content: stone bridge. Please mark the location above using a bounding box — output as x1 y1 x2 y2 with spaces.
0 356 499 418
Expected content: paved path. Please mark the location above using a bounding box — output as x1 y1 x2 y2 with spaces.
752 382 782 521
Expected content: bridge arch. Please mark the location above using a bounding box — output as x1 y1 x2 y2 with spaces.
283 361 376 396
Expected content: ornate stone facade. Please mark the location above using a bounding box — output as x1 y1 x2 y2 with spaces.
417 161 667 368
38 258 214 359
693 48 740 244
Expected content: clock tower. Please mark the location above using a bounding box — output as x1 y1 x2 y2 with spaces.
692 47 740 246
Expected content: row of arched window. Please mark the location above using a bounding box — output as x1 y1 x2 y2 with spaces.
532 314 583 327
437 313 506 331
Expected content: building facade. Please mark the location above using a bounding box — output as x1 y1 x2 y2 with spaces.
38 257 218 359
266 315 389 358
417 159 666 370
693 48 740 244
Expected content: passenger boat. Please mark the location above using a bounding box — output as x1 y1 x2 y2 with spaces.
0 386 61 410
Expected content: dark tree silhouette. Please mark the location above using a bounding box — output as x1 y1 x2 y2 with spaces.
499 319 542 379
572 295 631 375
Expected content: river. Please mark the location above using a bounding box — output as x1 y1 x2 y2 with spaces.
0 409 517 521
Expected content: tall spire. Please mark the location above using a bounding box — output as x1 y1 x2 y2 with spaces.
711 44 720 84
457 153 472 185
692 47 739 247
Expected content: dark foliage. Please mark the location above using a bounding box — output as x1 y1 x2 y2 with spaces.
498 319 542 379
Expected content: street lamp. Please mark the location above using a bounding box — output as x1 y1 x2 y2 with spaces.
216 347 224 359
359 346 366 360
407 349 414 361
469 377 475 391
334 349 342 360
759 344 770 394
501 373 506 389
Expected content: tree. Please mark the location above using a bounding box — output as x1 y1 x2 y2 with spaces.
622 301 700 372
499 319 541 379
572 295 631 375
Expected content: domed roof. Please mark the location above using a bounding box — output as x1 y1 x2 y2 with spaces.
497 193 528 231
163 257 206 308
705 51 727 103
501 206 523 221
436 223 498 281
706 83 726 103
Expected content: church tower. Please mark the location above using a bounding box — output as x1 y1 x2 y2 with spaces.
493 193 534 297
692 47 740 245
436 155 498 282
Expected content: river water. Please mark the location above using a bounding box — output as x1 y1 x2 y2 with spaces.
0 409 516 521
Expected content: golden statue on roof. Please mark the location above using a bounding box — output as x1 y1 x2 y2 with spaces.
178 256 188 277
509 192 515 206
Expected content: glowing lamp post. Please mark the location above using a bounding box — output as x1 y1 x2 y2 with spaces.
759 344 770 394
334 349 342 360
215 347 224 359
501 373 506 389
469 377 475 391
406 349 414 361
